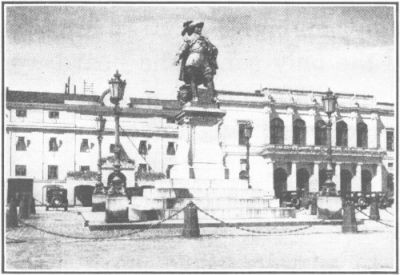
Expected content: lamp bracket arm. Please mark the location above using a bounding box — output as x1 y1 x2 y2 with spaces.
99 89 111 106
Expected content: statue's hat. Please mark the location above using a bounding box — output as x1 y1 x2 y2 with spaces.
190 21 204 29
181 20 193 36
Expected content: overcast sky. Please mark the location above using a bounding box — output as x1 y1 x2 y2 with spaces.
5 4 396 103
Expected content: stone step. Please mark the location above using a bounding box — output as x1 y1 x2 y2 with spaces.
130 197 280 211
142 187 271 199
151 179 250 190
128 207 295 221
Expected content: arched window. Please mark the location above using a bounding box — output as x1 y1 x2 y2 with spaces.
336 121 348 146
357 122 368 148
293 119 306 146
315 120 327 146
270 118 284 145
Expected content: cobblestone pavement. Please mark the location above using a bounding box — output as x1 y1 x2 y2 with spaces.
5 206 396 272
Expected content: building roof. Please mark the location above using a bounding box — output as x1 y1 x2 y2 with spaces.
6 89 100 104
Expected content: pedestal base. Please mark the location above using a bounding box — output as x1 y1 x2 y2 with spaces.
171 163 227 180
317 196 343 219
92 193 106 212
105 195 129 223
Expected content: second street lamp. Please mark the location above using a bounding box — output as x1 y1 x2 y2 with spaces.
321 88 337 196
244 122 253 189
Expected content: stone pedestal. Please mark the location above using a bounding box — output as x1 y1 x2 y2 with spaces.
170 105 227 180
105 195 129 223
92 193 106 212
317 196 343 219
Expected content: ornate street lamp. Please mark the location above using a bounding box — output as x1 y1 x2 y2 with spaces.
244 122 254 189
105 71 129 223
321 89 337 196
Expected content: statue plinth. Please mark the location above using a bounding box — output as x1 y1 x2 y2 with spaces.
170 104 228 180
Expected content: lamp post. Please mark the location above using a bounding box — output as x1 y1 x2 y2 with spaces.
321 88 337 196
92 116 107 212
96 116 106 187
105 70 129 223
244 122 253 189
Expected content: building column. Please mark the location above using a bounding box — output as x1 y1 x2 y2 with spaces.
305 109 315 146
372 163 383 192
351 163 362 192
380 129 387 150
264 159 275 196
333 162 341 191
287 161 297 191
331 114 337 147
283 108 294 145
367 113 379 149
264 107 271 145
309 162 320 192
348 112 358 148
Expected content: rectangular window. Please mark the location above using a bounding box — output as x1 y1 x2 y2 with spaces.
49 111 59 119
16 137 27 151
387 130 394 151
388 162 393 168
80 166 90 172
80 139 90 152
48 165 58 180
240 159 248 170
139 140 148 155
49 137 58 151
166 142 176 155
238 122 249 145
110 144 115 153
15 165 27 176
166 117 175 124
16 109 27 117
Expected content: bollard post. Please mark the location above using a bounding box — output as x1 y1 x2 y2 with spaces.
19 193 30 219
310 195 317 215
182 202 200 238
342 201 357 233
369 196 380 221
7 198 18 228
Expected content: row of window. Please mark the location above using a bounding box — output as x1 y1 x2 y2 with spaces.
238 119 394 150
16 137 177 155
15 165 91 179
16 109 59 119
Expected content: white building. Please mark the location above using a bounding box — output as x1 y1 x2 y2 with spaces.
5 87 395 203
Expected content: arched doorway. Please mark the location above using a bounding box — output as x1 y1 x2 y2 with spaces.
74 185 95 206
270 118 284 145
336 121 348 146
274 168 287 199
293 119 306 146
361 170 372 193
357 122 368 148
340 169 352 194
297 168 310 193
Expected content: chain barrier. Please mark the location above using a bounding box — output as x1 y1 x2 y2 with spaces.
14 205 188 241
355 208 394 228
192 202 312 235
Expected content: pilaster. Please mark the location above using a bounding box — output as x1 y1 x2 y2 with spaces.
333 162 341 191
367 113 379 149
287 161 297 191
283 108 294 145
372 163 383 192
309 162 320 192
305 109 315 146
264 107 271 145
348 111 358 148
351 163 362 192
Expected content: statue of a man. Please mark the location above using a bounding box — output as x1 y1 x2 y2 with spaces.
175 21 218 105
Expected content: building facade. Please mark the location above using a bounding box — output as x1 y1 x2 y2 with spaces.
5 87 395 202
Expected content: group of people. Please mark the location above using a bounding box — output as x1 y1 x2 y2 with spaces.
175 21 219 104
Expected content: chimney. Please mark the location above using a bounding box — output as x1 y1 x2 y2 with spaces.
74 85 76 95
67 76 71 94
